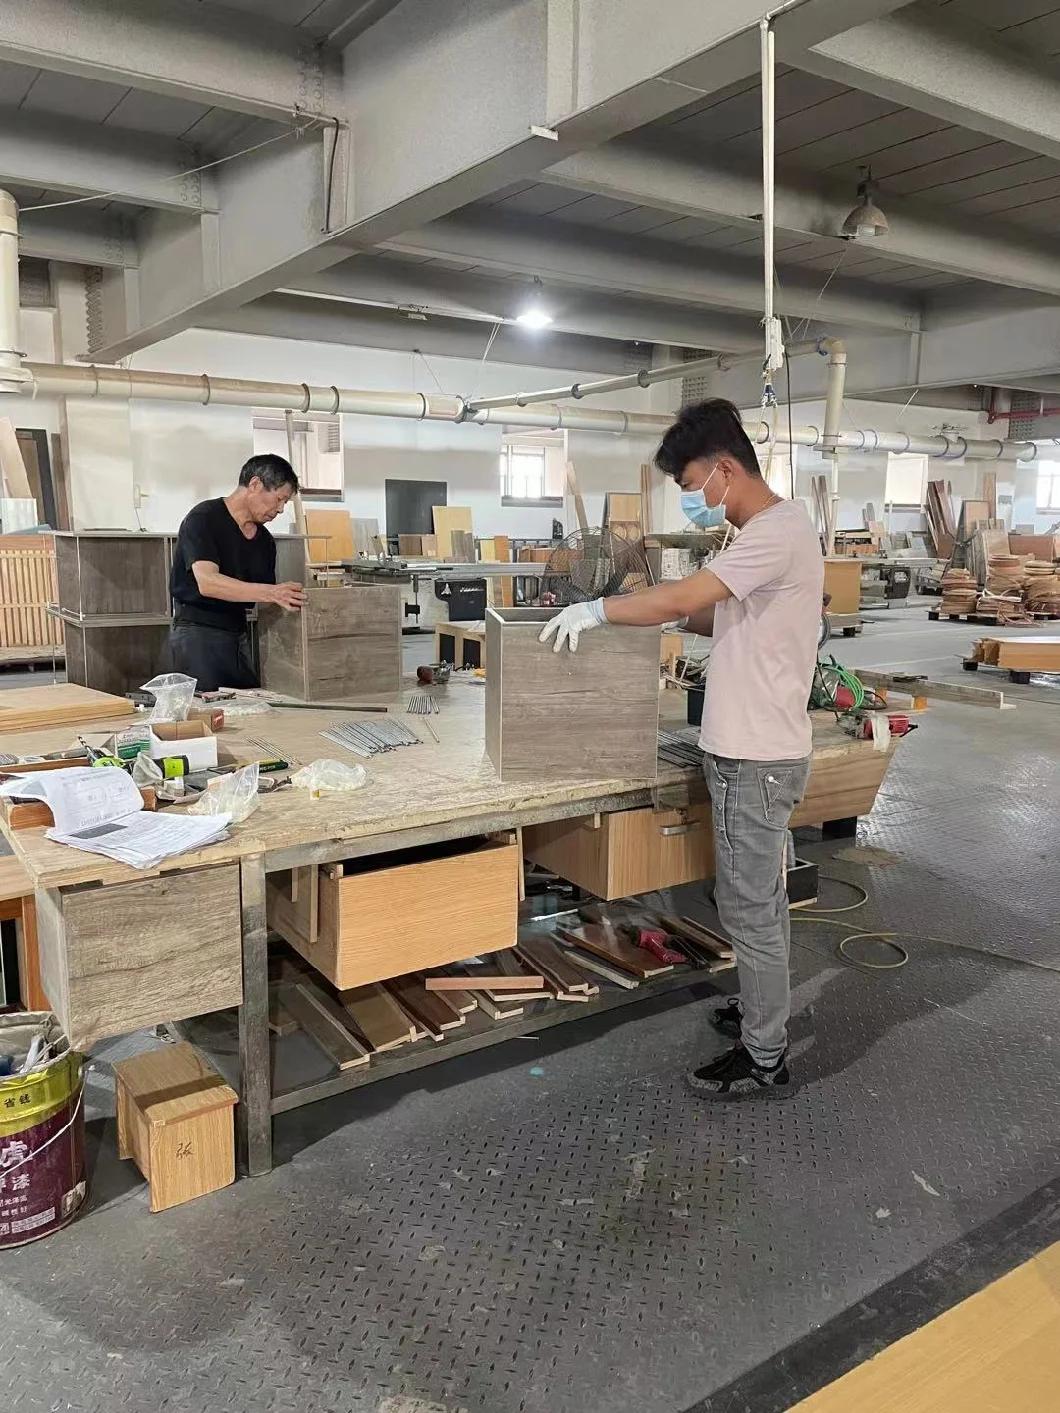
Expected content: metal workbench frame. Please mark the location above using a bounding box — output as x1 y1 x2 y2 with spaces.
235 778 700 1177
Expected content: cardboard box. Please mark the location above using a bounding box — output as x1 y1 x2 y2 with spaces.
148 720 218 770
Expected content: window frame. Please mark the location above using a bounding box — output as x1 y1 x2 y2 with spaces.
1036 462 1060 513
498 442 562 508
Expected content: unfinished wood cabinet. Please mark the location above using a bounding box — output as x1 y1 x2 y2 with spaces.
258 584 401 700
62 620 170 696
266 836 520 989
54 532 170 617
485 607 661 781
524 802 714 900
114 1043 238 1212
35 864 242 1049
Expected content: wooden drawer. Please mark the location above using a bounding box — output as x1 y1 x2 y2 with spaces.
266 836 520 989
36 864 242 1050
523 803 714 901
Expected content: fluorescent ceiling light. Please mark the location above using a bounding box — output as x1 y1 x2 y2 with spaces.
515 277 553 328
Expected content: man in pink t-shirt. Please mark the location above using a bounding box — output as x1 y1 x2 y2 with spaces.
541 399 824 1098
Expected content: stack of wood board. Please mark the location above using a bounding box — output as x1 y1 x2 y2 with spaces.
925 480 956 558
0 682 134 732
303 509 354 562
258 583 402 700
1024 563 1060 614
971 636 1060 672
939 567 977 616
432 505 473 559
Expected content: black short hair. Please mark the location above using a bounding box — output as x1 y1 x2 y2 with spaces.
654 398 761 482
238 454 299 493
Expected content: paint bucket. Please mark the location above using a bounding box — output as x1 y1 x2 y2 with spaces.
0 1013 86 1247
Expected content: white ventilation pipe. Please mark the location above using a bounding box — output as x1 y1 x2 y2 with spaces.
20 361 1036 461
0 191 30 394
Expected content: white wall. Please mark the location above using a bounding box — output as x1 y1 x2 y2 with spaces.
79 328 662 537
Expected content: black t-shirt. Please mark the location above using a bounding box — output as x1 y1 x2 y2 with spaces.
170 498 276 632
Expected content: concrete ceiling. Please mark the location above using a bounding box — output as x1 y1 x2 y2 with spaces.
4 0 1060 398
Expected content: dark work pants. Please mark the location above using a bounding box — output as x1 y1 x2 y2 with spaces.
169 622 258 691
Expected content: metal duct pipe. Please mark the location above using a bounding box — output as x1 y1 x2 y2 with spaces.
820 338 847 464
21 361 1036 460
760 18 779 374
0 190 30 394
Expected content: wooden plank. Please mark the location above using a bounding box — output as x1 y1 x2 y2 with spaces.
565 461 589 532
854 668 1006 710
450 529 476 563
515 935 591 992
398 534 423 557
281 981 371 1068
2 784 157 830
787 1243 1060 1413
0 417 31 497
420 533 438 558
476 990 526 1021
555 923 672 979
555 943 640 989
268 995 299 1036
432 505 473 558
338 982 416 1051
603 492 642 529
303 509 354 562
384 974 464 1041
426 973 544 992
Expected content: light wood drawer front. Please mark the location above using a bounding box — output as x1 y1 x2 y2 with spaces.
267 838 520 989
37 864 242 1050
524 804 714 901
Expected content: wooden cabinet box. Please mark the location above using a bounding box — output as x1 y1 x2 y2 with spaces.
115 1043 238 1213
266 836 520 989
823 558 863 615
258 584 401 701
54 532 170 617
524 802 714 900
63 620 170 696
485 607 660 782
35 864 242 1049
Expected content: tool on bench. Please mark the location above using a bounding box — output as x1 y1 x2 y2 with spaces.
320 717 420 758
77 735 126 770
619 925 687 966
416 663 452 686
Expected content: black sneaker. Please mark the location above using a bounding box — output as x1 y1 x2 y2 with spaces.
711 997 743 1038
687 1042 791 1098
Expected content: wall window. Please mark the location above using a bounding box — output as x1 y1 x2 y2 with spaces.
252 411 343 500
499 430 565 507
1037 461 1060 512
884 452 928 508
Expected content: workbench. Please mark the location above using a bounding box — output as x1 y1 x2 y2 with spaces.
0 683 898 1177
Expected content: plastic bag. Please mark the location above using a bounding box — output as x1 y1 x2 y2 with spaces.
290 758 368 798
142 673 196 723
188 762 260 822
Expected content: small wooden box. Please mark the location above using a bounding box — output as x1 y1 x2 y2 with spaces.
114 1043 238 1213
267 836 520 989
485 607 661 781
258 584 401 701
54 532 171 617
524 802 714 900
823 558 863 615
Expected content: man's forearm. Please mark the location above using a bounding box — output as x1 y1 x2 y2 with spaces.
193 569 275 605
602 571 729 627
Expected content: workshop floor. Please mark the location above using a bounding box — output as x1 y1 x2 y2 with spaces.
2 614 1059 1413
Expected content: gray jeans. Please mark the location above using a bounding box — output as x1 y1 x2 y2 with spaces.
705 753 812 1065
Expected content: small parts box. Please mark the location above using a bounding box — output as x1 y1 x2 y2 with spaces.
114 1043 238 1213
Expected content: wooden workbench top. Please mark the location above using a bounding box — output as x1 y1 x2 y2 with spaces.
0 682 887 892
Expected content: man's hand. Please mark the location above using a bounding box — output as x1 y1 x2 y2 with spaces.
269 581 307 612
538 599 606 653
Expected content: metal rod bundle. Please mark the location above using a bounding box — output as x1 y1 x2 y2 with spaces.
406 692 439 715
657 730 705 770
320 717 420 757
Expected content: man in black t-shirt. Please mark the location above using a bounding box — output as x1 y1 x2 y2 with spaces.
169 454 307 690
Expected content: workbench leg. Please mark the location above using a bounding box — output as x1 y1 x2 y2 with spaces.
822 816 858 839
237 853 273 1177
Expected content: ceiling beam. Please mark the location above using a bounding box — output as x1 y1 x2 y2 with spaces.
74 0 906 360
18 208 134 268
0 0 340 123
382 208 921 333
549 137 1060 297
0 110 215 215
200 291 642 374
791 8 1060 162
288 255 763 351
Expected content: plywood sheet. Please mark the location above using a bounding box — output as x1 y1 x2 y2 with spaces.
788 1243 1060 1413
433 505 473 558
0 682 134 732
304 509 354 562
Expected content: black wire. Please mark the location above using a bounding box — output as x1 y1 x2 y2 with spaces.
323 116 341 232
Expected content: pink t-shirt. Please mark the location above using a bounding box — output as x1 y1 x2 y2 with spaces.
699 498 824 761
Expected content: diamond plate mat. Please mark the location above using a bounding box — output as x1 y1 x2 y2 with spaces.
1 687 1058 1413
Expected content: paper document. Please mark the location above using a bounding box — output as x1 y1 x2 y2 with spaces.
0 766 143 835
47 810 231 870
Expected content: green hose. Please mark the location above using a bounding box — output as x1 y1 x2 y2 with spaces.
812 655 866 710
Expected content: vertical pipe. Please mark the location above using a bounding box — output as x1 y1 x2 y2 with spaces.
820 338 847 556
760 19 776 355
0 189 28 394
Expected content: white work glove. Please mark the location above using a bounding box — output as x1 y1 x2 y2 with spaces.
538 599 607 653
